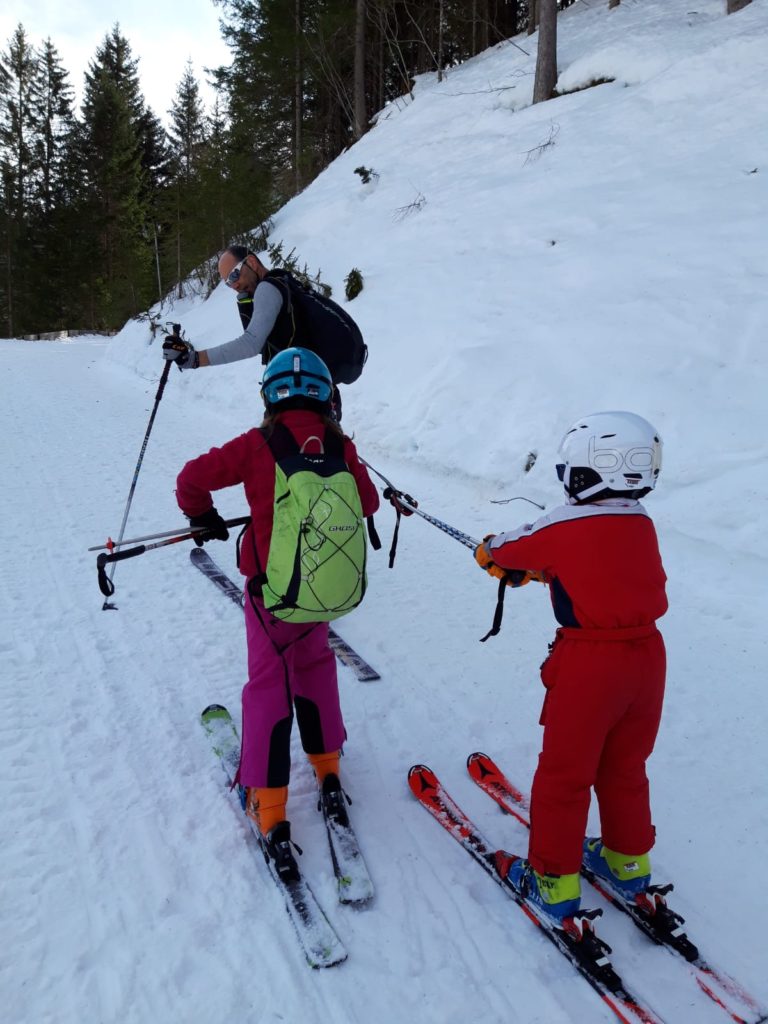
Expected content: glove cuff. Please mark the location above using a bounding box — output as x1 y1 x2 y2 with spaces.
474 541 494 568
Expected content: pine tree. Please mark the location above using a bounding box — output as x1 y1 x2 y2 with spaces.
168 61 206 178
164 61 208 297
0 24 41 336
79 26 154 327
34 39 75 216
29 38 78 331
197 90 251 258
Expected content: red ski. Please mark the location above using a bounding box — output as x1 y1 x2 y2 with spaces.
408 764 665 1024
467 752 767 1024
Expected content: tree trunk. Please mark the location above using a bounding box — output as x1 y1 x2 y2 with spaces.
153 226 163 303
532 0 557 103
726 0 752 12
377 19 385 113
527 0 538 35
5 231 13 338
437 0 444 82
294 0 303 192
354 0 367 139
175 193 182 301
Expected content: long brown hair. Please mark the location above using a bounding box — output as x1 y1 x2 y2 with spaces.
260 407 346 443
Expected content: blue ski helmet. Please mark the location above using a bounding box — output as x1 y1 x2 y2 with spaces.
261 347 333 407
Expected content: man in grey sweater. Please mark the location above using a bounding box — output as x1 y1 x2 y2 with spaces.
161 246 367 421
162 247 285 370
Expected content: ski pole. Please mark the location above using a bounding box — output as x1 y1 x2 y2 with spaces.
360 457 542 642
101 339 177 609
89 522 232 551
96 515 251 598
360 458 481 551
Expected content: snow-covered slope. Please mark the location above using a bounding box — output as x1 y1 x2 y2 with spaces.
3 2 768 1022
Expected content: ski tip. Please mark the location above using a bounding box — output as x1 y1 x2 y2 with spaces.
309 950 348 969
201 703 231 720
467 751 490 767
408 764 438 797
338 886 375 908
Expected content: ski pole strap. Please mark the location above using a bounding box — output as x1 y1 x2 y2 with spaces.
388 506 402 569
366 515 382 551
382 485 417 569
97 546 146 595
480 575 508 643
235 519 250 570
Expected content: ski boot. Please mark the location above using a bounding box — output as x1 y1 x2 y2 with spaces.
261 821 301 883
583 838 651 897
504 857 581 922
318 773 351 829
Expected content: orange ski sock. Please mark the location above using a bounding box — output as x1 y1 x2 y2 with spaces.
244 786 288 836
307 750 340 784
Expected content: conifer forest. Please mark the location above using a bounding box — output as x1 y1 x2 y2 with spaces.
0 2 576 336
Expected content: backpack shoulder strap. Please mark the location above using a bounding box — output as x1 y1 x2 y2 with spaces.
261 421 300 462
237 291 254 330
323 426 345 460
264 269 295 305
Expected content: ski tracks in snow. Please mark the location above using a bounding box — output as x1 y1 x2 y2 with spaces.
0 341 267 1023
2 340 762 1024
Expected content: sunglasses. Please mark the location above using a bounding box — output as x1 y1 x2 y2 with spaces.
225 256 249 286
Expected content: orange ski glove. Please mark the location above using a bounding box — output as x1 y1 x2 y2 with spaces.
475 536 539 588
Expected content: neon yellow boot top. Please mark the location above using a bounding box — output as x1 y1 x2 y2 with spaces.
584 837 651 895
534 870 581 906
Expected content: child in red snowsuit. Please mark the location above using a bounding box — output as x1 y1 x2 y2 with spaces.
175 348 378 877
475 411 666 920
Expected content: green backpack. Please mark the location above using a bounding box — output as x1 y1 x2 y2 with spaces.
260 423 367 623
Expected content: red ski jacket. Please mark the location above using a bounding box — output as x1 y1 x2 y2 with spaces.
488 500 667 630
176 409 380 581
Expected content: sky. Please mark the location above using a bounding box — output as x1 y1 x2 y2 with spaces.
0 0 232 124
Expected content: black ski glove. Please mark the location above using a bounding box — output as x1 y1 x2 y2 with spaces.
187 507 229 546
162 334 199 370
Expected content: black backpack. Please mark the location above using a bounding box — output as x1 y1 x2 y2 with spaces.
237 269 367 385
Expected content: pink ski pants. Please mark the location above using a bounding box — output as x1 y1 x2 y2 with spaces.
237 590 346 788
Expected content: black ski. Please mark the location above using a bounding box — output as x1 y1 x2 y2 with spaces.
190 548 380 681
200 704 347 968
317 777 375 906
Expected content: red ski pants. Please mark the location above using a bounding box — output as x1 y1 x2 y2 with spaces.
528 626 666 877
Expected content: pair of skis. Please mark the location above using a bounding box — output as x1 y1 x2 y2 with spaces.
189 547 380 681
201 704 373 969
193 550 377 967
409 755 767 1024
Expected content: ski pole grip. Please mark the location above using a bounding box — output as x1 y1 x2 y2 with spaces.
96 546 147 596
155 354 172 401
98 545 147 565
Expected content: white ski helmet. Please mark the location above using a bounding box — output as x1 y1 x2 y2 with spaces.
556 411 662 502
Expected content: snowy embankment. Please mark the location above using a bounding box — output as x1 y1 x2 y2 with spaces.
3 2 768 1022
